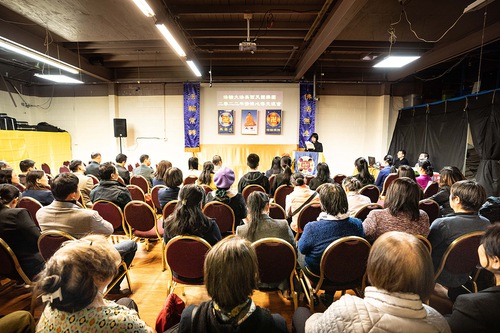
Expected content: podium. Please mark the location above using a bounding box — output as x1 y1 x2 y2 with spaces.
292 151 325 176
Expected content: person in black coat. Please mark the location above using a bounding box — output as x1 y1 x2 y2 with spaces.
446 223 500 333
306 133 323 152
0 184 44 280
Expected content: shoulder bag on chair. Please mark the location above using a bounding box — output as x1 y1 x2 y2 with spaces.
286 192 318 223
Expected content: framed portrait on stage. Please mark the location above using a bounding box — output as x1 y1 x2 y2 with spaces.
265 109 282 135
218 110 234 134
241 109 258 135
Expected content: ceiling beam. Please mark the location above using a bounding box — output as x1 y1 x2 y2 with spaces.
294 0 369 81
169 5 321 15
387 21 500 81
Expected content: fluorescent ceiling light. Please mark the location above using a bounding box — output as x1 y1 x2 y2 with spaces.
0 36 79 74
373 56 420 68
186 60 202 77
34 74 83 84
132 0 155 17
155 24 186 57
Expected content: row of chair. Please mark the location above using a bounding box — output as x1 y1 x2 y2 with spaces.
161 230 485 312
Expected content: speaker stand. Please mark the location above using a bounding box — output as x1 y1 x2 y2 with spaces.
119 136 123 154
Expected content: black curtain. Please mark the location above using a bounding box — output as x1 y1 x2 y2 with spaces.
388 107 426 166
467 90 500 196
388 99 468 171
426 99 468 172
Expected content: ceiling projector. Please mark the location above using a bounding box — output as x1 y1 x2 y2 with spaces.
239 41 257 52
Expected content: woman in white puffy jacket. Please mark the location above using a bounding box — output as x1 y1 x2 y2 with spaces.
295 231 450 333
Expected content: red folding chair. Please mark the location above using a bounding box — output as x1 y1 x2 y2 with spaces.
202 201 235 235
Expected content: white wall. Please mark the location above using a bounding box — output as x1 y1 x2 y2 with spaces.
0 85 400 175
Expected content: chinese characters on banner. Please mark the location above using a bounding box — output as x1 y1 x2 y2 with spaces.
218 110 234 134
298 82 316 149
184 82 200 152
266 109 282 135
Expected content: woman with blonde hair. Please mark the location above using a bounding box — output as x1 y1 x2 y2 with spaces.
36 235 152 332
176 237 287 332
298 232 450 333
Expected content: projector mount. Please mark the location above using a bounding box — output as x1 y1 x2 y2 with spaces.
239 13 257 53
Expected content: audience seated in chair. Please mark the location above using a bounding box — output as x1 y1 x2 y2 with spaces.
447 223 500 333
298 183 364 292
36 173 137 295
363 177 430 243
269 156 292 196
295 232 450 333
0 169 21 187
286 172 320 233
374 154 393 191
308 162 332 191
69 159 94 207
265 156 282 179
206 167 247 227
185 156 201 179
353 157 374 186
163 184 221 246
0 184 44 280
429 166 465 217
237 153 270 193
342 176 370 216
428 180 490 300
132 154 154 187
22 170 54 206
171 237 288 332
158 167 183 210
18 159 36 186
35 235 152 332
212 154 223 172
236 191 295 251
84 152 101 179
115 153 131 185
153 160 172 187
196 161 216 190
90 162 132 210
417 160 435 190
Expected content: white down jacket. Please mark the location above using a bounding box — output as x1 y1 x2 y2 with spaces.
305 287 450 333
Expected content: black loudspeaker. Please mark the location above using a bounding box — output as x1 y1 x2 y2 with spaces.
113 118 127 137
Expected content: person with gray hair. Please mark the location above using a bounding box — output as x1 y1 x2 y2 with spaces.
35 235 152 332
342 176 370 216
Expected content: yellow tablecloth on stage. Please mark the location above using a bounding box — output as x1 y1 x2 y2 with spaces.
0 130 72 174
